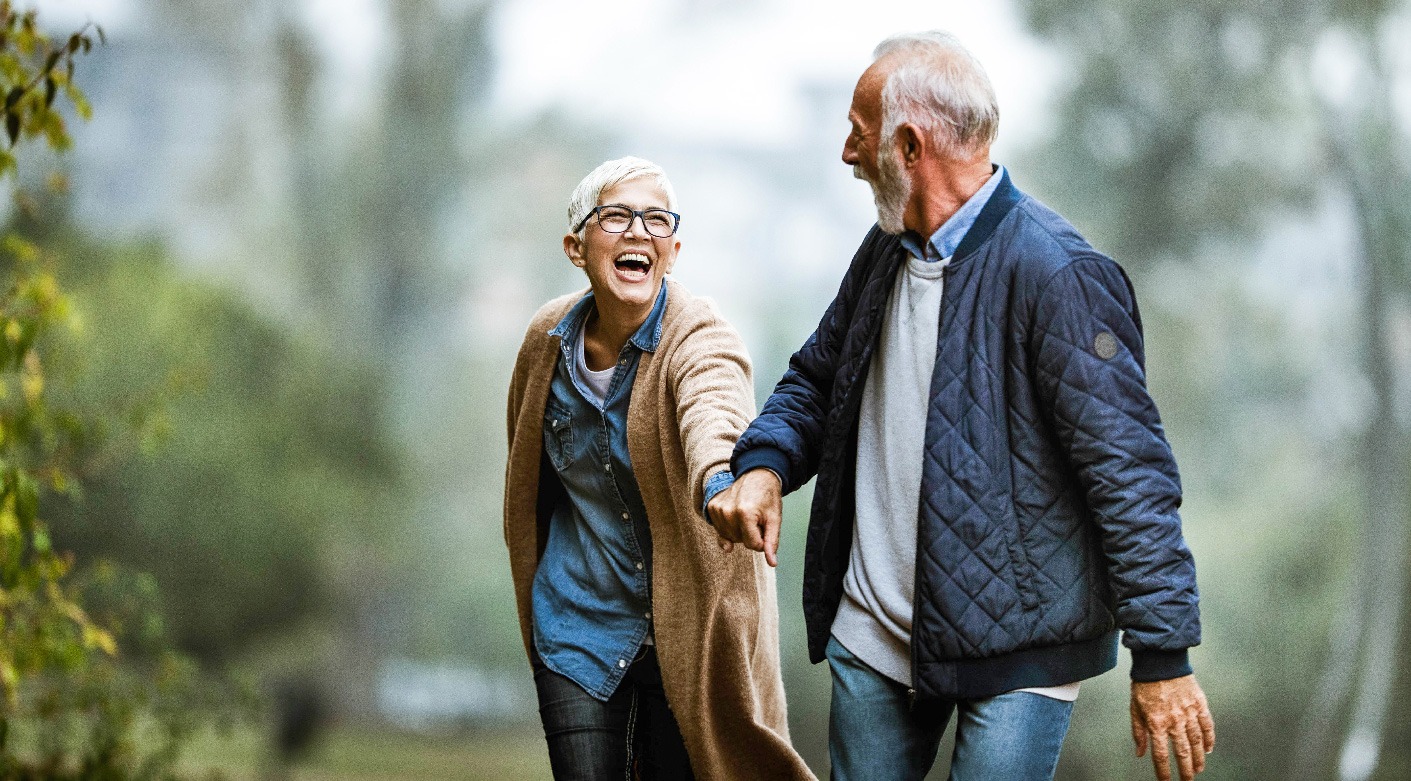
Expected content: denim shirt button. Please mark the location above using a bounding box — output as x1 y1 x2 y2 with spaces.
618 659 627 669
620 512 629 520
635 561 643 570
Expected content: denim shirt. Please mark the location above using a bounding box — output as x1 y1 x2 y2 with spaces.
531 284 667 701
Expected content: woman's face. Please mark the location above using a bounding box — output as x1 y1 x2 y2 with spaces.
564 177 679 318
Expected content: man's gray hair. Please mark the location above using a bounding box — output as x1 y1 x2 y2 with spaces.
567 156 679 238
873 31 999 161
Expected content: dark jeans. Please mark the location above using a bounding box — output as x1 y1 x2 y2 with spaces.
533 646 695 781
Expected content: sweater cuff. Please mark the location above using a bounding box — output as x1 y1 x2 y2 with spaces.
701 469 735 525
733 446 791 489
1130 649 1193 682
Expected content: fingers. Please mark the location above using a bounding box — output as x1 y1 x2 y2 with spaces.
763 511 781 568
1150 730 1171 781
1197 696 1215 752
1185 711 1206 774
1131 703 1147 757
740 512 766 553
1172 723 1196 781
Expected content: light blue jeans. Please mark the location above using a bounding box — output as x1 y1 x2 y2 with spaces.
826 636 1075 781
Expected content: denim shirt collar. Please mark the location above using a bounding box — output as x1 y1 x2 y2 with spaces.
548 282 669 355
898 164 1004 262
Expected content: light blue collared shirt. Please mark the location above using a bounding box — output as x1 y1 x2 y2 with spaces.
898 164 1005 262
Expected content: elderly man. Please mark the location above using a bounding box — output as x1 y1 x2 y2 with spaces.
708 31 1215 781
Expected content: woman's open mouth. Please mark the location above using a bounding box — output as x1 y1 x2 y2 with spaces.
614 252 652 282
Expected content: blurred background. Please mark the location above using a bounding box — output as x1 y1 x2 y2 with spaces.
11 0 1411 778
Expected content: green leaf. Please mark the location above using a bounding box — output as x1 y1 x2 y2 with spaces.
14 471 36 527
4 111 16 147
2 85 20 111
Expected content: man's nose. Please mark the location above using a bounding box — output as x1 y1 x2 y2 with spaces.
841 139 859 166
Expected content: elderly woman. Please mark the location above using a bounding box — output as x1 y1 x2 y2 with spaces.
503 157 814 780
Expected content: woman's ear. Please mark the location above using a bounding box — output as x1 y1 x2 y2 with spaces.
563 233 586 267
663 239 681 274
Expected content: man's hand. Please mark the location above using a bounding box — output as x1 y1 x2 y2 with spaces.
706 468 783 567
1131 675 1215 781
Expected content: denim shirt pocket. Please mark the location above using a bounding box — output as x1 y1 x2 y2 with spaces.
543 397 576 472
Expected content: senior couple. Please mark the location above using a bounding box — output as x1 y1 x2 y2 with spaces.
503 31 1215 781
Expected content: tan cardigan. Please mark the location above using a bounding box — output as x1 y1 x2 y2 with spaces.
504 280 815 780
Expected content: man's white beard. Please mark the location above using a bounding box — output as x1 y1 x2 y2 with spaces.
860 145 911 235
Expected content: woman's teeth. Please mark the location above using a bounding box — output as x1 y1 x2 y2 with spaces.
615 253 651 274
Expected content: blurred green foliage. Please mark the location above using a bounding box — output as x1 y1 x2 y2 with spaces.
0 4 263 777
40 234 403 663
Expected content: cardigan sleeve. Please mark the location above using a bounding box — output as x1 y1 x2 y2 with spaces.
669 304 757 520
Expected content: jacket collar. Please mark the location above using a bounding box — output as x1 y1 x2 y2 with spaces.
950 166 1023 264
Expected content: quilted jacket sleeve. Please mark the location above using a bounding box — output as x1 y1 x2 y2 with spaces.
732 226 887 493
1031 255 1201 681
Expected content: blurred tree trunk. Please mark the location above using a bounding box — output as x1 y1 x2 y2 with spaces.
267 0 498 723
1293 58 1411 781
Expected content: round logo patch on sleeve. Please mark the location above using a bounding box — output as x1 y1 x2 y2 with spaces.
1094 332 1119 360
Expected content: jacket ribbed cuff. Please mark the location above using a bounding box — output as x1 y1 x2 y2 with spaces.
732 447 791 489
1130 649 1193 682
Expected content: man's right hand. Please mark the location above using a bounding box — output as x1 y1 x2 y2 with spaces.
706 468 783 567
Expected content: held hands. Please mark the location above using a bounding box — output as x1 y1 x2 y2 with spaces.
706 468 783 567
1131 675 1216 781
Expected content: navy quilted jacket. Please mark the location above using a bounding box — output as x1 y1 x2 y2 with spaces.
732 171 1200 700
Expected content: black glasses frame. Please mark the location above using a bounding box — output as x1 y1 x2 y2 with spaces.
574 205 681 238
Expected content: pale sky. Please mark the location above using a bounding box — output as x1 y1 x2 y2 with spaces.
33 0 1062 155
490 0 1062 152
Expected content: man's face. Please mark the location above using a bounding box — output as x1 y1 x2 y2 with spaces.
842 60 887 182
564 177 679 314
843 58 911 235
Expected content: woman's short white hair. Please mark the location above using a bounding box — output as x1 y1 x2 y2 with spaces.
873 31 999 161
567 156 679 239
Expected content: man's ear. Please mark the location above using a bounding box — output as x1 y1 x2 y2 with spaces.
563 233 586 267
897 123 924 166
